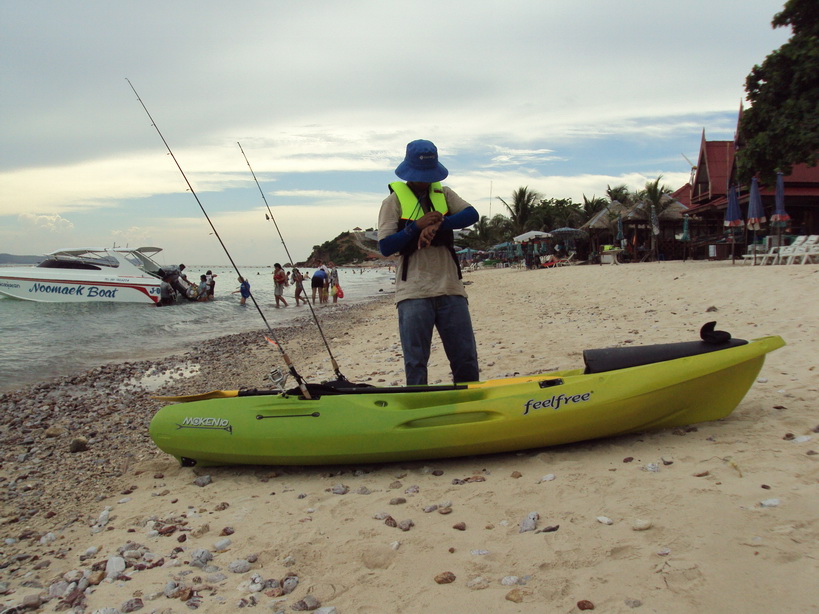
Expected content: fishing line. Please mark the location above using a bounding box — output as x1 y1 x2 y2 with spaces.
237 142 347 382
126 78 312 399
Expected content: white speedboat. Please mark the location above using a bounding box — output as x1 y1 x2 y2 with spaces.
0 247 169 304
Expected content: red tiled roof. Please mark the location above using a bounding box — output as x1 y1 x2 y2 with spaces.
780 163 819 184
703 140 734 195
672 184 691 207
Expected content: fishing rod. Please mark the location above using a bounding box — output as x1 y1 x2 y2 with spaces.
237 141 347 382
125 78 313 400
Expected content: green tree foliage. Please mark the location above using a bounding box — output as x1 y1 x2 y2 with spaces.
640 175 674 215
459 188 599 249
310 231 372 265
536 198 584 230
606 184 636 206
737 0 819 184
496 186 542 235
582 194 608 219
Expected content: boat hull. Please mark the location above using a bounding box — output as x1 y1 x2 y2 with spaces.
0 273 161 303
149 336 785 466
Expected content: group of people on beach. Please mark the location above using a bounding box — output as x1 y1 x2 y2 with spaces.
232 259 342 308
157 264 217 306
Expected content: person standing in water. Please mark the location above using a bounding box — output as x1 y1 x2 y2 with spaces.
233 276 251 306
273 263 289 308
292 267 307 305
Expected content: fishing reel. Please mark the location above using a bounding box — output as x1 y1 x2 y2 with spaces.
268 366 289 391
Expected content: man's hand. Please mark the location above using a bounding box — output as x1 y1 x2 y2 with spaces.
416 211 443 229
418 222 441 249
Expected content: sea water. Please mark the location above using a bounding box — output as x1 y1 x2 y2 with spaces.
0 266 394 391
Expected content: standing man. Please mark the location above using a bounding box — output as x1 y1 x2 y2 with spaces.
311 260 328 304
378 139 480 385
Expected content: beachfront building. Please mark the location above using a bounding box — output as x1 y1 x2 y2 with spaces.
674 110 819 259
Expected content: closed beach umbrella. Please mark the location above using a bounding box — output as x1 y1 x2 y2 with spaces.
771 171 790 227
680 214 691 261
747 178 766 264
746 177 766 231
724 185 742 263
616 215 624 242
724 185 743 229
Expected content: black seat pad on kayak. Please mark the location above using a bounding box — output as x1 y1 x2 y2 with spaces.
583 338 748 374
284 380 468 398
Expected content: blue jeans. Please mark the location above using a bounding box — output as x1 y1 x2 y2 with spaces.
397 295 479 385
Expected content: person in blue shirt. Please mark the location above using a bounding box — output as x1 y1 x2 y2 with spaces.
233 276 251 306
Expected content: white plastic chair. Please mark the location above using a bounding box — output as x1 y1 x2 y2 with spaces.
784 245 809 264
775 245 797 264
759 246 781 265
742 244 766 265
791 244 819 265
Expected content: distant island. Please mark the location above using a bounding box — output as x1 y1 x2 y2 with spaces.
303 229 385 266
0 253 42 265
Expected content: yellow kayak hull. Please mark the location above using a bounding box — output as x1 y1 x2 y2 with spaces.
149 335 784 466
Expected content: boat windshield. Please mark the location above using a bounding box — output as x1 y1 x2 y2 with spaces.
38 251 119 270
123 250 163 275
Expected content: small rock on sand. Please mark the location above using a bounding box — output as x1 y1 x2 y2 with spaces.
519 512 539 533
434 571 456 584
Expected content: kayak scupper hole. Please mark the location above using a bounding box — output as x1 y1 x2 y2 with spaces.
375 400 388 407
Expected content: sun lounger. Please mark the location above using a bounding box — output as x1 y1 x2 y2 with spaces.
741 244 767 265
805 245 819 265
783 245 808 264
788 243 819 265
775 245 799 264
758 247 782 265
554 252 579 267
778 236 817 264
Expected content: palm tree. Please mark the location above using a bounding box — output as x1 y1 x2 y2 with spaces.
497 187 542 236
606 184 634 206
581 194 608 222
642 175 673 215
459 215 495 249
640 175 673 259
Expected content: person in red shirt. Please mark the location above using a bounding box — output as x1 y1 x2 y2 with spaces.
273 263 289 308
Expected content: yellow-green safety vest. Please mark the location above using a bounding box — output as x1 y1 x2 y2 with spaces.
389 181 449 220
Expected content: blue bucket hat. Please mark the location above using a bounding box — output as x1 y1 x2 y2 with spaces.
394 139 448 183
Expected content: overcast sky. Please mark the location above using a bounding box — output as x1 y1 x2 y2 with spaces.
0 0 791 267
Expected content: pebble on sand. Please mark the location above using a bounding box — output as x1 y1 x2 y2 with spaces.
69 436 89 453
519 512 539 533
291 594 321 611
505 588 524 603
434 571 456 584
194 475 212 487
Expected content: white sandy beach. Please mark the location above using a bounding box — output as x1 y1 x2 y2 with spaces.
1 260 817 613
